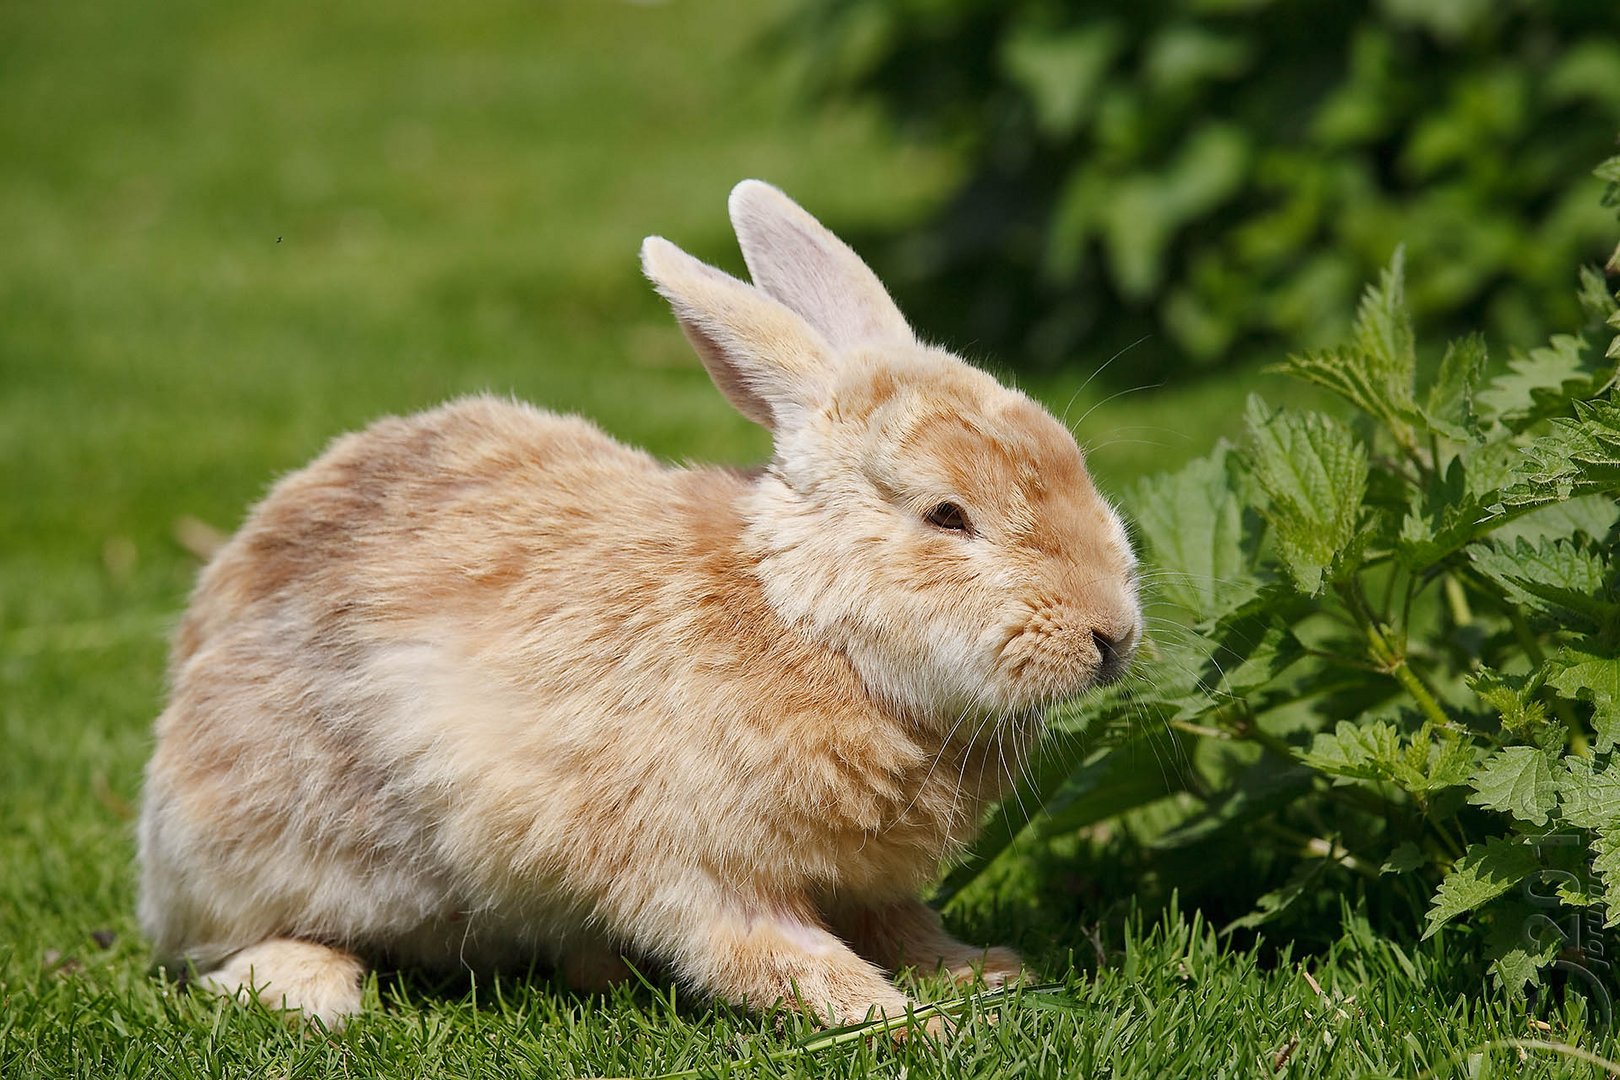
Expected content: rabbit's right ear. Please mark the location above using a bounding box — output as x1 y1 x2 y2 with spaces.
728 180 915 351
641 236 832 432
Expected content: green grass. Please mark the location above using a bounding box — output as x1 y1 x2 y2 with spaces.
4 903 1613 1079
2 0 1614 1076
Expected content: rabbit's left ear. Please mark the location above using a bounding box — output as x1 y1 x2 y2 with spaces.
641 235 831 432
728 180 915 352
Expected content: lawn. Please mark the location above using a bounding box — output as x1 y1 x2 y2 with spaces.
1 0 1613 1076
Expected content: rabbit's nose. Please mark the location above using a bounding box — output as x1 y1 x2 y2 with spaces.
1090 626 1134 684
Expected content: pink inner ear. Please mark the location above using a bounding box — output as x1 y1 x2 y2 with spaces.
678 315 776 430
731 189 914 353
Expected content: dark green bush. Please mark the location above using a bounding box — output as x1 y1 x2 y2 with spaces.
784 0 1620 378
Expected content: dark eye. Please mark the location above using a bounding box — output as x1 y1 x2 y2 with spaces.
925 502 971 533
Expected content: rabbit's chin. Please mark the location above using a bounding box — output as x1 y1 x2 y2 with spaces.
918 680 1089 740
953 658 1129 732
920 700 1047 754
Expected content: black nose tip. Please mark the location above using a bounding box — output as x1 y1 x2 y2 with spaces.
1091 629 1127 683
1091 628 1117 662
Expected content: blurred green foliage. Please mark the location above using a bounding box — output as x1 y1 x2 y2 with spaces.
783 0 1620 378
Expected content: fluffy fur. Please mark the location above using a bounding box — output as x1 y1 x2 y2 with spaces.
137 180 1142 1027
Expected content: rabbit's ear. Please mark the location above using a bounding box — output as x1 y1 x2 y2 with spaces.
641 236 831 432
728 180 914 352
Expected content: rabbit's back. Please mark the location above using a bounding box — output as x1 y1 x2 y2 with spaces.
174 395 664 658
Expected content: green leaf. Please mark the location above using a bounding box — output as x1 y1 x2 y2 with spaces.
1484 898 1559 996
1303 720 1401 781
1546 645 1620 753
1423 838 1541 938
1404 728 1478 794
1489 494 1620 549
1243 397 1368 595
1468 746 1556 826
1126 442 1259 621
1300 714 1475 796
1577 264 1620 325
1468 537 1617 633
1595 829 1620 929
1153 758 1315 850
1000 22 1120 139
1557 755 1620 830
1275 250 1419 440
1466 668 1551 742
1475 333 1620 433
1397 454 1480 568
1421 333 1488 440
1381 840 1426 875
1488 396 1620 514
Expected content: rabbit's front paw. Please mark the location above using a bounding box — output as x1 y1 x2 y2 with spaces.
945 946 1024 989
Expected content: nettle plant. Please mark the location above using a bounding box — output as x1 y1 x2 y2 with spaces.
951 154 1620 998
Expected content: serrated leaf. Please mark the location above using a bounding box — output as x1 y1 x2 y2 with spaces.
1558 755 1620 830
1488 396 1620 515
1475 333 1620 433
1397 453 1480 568
1243 397 1368 595
1468 746 1556 826
1595 829 1620 929
1406 728 1478 794
1381 840 1426 875
1422 333 1488 440
1127 442 1259 621
1275 250 1419 440
1485 898 1559 996
1302 720 1402 781
1578 264 1620 325
1489 494 1620 549
1301 715 1474 795
1547 645 1620 753
1469 536 1617 632
1423 838 1540 939
1467 668 1549 737
1556 877 1604 908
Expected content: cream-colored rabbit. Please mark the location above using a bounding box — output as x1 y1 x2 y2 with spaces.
137 181 1141 1029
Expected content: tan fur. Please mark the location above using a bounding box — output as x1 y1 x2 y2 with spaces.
195 939 365 1028
138 181 1141 1029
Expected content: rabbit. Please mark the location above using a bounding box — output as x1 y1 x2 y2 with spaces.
136 180 1142 1030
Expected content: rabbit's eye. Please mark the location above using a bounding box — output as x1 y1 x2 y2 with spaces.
925 502 971 533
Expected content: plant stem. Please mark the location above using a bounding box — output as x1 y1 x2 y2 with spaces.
1387 659 1452 730
1169 719 1230 741
1426 811 1466 862
1257 821 1379 880
1343 581 1454 730
1442 574 1472 627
